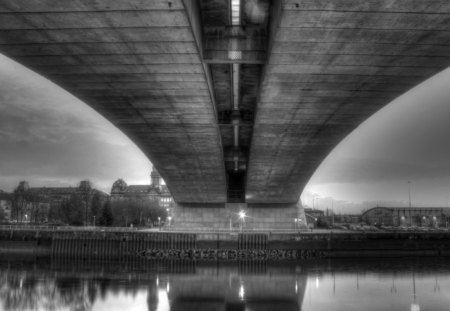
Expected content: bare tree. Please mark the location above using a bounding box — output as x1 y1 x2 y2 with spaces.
78 180 92 226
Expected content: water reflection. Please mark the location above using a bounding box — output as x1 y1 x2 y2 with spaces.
1 257 450 311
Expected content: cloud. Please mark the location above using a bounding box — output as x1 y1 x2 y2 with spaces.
310 156 450 185
0 54 151 193
304 68 450 207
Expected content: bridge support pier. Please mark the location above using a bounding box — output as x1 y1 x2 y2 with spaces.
170 202 307 231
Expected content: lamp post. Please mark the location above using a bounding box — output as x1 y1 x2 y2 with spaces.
331 198 334 227
312 196 319 210
158 216 161 231
408 181 412 227
93 215 96 228
238 210 246 232
312 194 318 209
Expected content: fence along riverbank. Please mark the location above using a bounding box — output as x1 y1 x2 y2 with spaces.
2 227 450 259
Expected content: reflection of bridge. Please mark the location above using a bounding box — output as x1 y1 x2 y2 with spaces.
167 266 306 311
1 1 449 228
0 258 307 311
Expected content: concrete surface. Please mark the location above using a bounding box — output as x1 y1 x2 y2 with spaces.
245 0 450 203
0 0 449 208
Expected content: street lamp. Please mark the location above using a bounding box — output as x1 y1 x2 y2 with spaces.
408 181 412 227
168 216 172 226
238 284 245 300
158 216 161 230
331 198 334 227
312 195 319 209
93 215 96 227
238 210 246 232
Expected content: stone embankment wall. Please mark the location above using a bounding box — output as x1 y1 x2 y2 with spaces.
2 229 450 260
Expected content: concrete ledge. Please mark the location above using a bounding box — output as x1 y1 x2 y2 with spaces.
2 229 450 259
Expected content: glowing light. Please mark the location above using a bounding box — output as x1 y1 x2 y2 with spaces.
239 285 245 300
411 303 420 311
315 276 319 289
239 210 246 219
166 282 170 293
156 289 170 311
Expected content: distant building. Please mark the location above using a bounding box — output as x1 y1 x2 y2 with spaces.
0 190 12 221
12 180 109 223
304 208 325 219
31 180 107 202
110 167 173 210
304 208 325 228
362 207 444 227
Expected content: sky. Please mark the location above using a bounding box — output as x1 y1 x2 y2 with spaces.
0 53 151 193
303 67 450 212
0 53 449 212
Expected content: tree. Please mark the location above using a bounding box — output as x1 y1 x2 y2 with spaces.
27 192 46 224
59 194 84 226
47 201 63 223
98 201 114 226
11 182 31 222
78 180 92 225
110 200 128 227
109 197 168 228
0 207 6 222
90 192 103 226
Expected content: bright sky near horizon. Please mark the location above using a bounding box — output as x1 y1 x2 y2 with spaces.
0 53 450 212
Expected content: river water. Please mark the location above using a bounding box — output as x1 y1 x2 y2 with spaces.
0 256 449 311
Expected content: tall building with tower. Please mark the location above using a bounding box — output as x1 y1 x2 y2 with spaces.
110 167 173 210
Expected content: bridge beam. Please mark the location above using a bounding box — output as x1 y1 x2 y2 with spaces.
245 0 450 204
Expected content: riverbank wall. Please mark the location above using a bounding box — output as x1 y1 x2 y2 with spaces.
2 228 450 260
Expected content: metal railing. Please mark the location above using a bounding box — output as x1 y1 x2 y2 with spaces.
162 227 310 234
0 225 139 232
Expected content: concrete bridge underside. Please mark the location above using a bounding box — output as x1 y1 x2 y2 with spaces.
1 0 450 216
